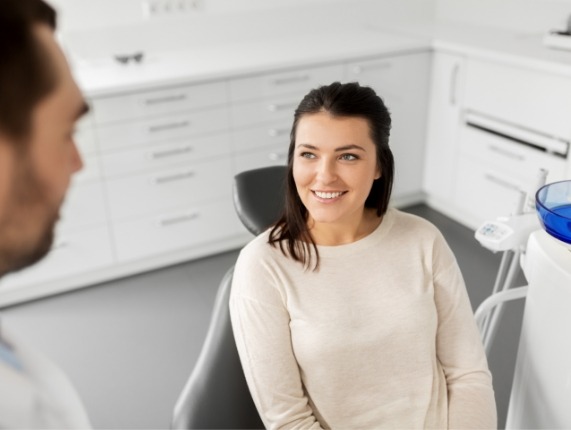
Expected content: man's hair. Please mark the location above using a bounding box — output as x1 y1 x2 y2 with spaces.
0 0 57 142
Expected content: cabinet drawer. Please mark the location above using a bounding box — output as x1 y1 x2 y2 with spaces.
234 144 288 174
100 132 232 178
465 59 571 139
96 106 229 152
112 198 241 262
91 80 228 125
460 125 567 181
345 53 429 101
106 157 233 220
454 156 527 225
0 224 114 289
232 120 290 152
230 63 343 102
231 94 300 129
59 181 107 232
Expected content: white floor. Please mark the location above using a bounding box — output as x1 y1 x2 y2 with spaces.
1 204 525 429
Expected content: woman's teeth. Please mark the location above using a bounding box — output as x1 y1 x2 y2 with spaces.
314 191 344 199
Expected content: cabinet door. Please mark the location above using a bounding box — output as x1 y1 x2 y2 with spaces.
346 53 431 198
423 52 466 202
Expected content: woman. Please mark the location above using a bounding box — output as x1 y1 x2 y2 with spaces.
230 82 496 429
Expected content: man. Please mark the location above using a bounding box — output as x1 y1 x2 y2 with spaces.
0 0 91 427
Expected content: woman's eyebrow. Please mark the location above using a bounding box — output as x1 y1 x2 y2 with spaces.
296 143 319 150
335 144 366 152
296 144 366 152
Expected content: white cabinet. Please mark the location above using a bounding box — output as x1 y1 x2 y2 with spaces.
90 81 227 124
464 60 571 141
454 59 570 227
112 198 238 262
95 81 244 265
423 52 466 203
346 53 431 201
230 64 344 103
423 53 571 230
0 53 433 306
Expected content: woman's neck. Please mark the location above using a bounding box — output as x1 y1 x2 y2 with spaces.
308 208 382 246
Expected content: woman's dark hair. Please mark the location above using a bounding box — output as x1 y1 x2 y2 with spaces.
0 0 57 143
269 81 394 270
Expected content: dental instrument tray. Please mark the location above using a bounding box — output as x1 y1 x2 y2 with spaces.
536 180 571 247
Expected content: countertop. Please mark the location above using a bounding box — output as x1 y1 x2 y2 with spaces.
377 19 571 75
64 9 571 98
66 26 430 97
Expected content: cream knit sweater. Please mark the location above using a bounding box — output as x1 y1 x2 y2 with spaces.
230 208 497 429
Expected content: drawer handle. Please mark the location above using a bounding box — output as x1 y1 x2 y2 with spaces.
268 152 287 161
352 63 391 74
158 212 199 227
272 75 310 85
268 128 290 137
488 145 525 161
484 174 520 191
143 94 187 105
450 63 459 106
267 102 298 112
466 111 569 157
153 170 195 184
148 145 193 160
148 121 190 133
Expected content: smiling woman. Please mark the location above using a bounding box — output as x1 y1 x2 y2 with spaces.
270 82 394 268
293 113 382 245
229 82 497 429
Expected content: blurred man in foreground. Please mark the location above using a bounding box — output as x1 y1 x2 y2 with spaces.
0 0 91 427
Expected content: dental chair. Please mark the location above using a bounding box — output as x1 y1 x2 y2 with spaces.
171 165 287 430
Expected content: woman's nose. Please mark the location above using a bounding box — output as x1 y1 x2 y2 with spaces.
316 159 337 184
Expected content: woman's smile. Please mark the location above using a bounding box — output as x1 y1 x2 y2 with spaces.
293 112 380 232
311 190 348 201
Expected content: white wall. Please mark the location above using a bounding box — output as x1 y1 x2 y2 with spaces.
47 0 354 32
49 0 436 63
48 0 435 33
49 0 571 35
435 0 571 33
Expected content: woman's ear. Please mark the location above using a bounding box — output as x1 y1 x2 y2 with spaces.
374 165 382 181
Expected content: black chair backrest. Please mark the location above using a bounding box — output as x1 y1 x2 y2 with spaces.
233 165 287 235
171 267 263 429
171 166 287 429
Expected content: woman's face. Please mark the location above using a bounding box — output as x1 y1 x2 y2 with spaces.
293 111 380 229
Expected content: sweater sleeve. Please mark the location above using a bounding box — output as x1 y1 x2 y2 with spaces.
229 246 323 430
432 232 497 429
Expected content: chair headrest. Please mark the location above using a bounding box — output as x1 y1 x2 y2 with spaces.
233 166 287 236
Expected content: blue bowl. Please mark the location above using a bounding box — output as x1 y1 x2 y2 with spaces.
536 180 571 245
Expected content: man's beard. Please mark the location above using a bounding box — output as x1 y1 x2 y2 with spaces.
0 157 60 278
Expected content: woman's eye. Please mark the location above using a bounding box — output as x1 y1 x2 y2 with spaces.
339 153 358 161
300 152 316 159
